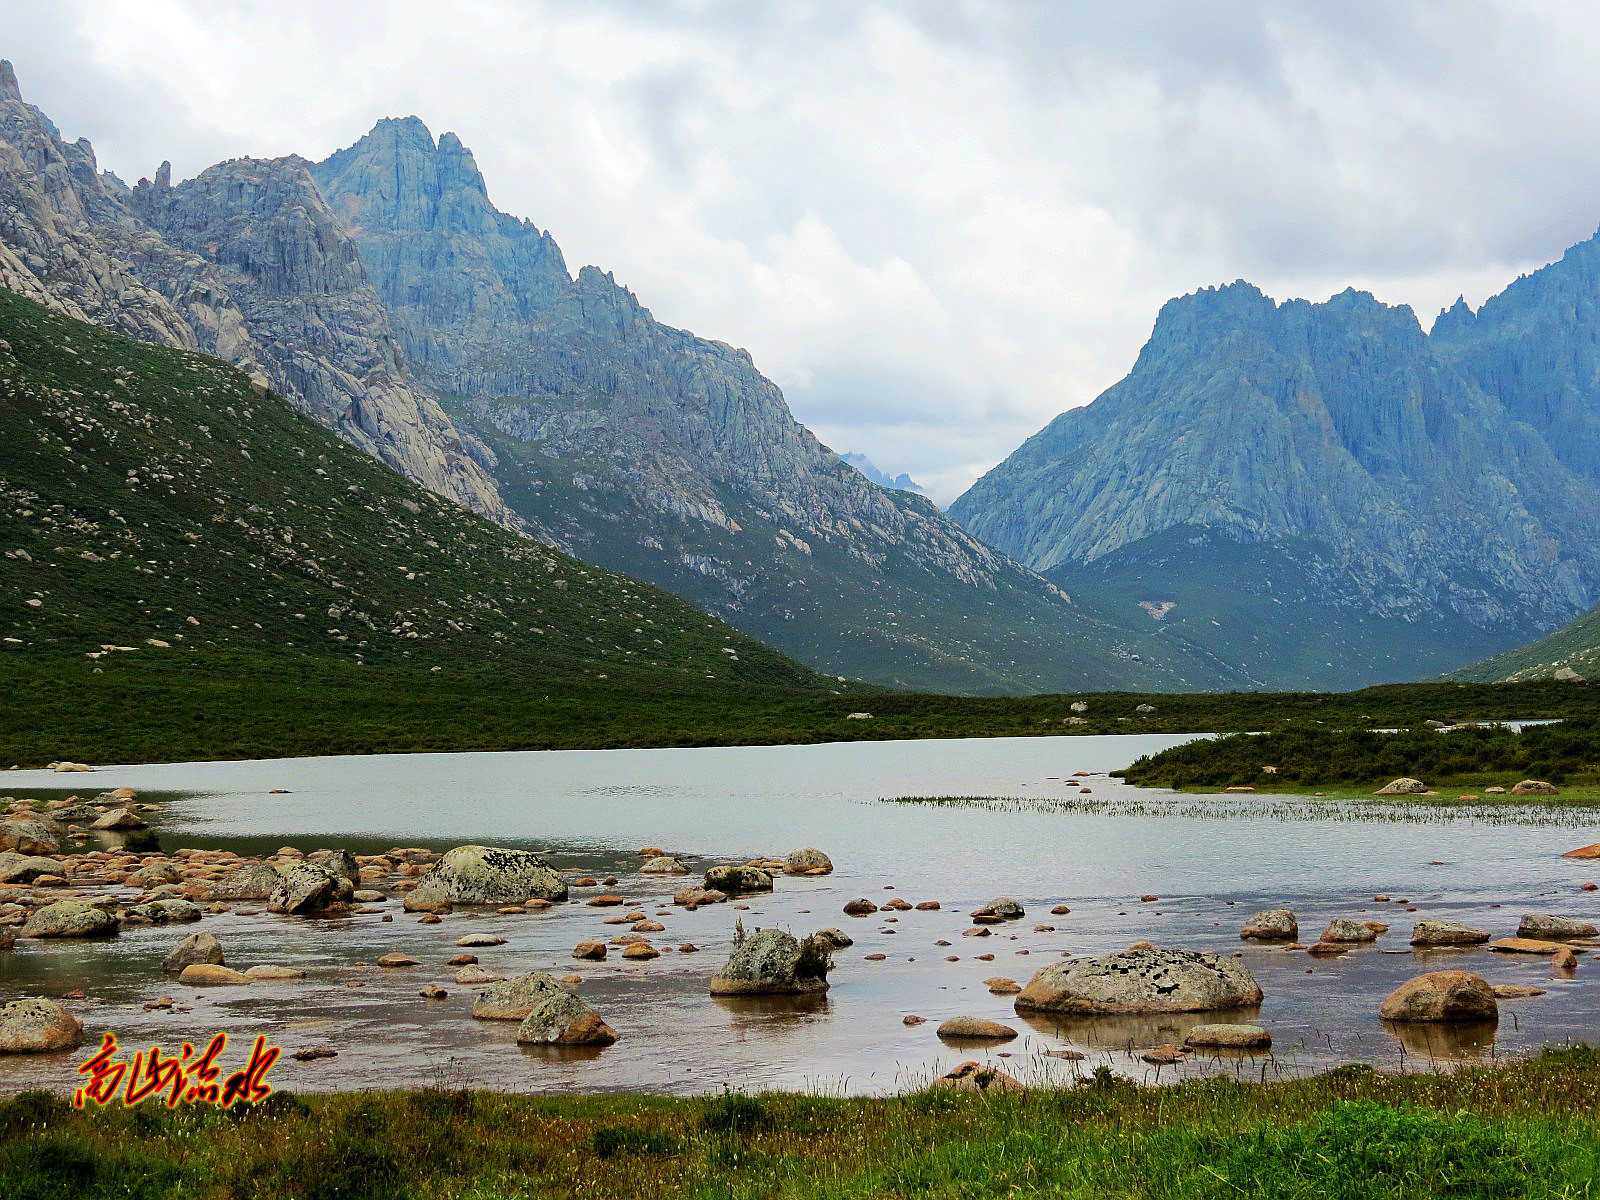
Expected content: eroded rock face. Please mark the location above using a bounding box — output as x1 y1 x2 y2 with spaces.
1379 971 1498 1023
1239 909 1298 940
708 929 832 995
1014 948 1263 1015
0 998 83 1053
20 900 118 939
1518 914 1598 940
403 845 568 912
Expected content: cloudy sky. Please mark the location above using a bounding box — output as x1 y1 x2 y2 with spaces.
7 1 1600 502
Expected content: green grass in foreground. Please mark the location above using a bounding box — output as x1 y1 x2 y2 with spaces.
8 1048 1600 1199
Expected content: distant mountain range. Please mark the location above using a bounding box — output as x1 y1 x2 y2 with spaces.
838 452 926 495
951 240 1600 689
0 61 1237 695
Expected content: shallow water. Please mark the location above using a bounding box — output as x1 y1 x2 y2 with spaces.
3 734 1598 1097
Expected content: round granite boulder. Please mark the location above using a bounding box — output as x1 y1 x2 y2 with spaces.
783 848 834 875
1374 778 1428 796
1380 971 1498 1023
472 972 569 1021
1014 947 1263 1015
1410 920 1490 947
404 846 568 912
709 928 832 995
1239 909 1298 940
20 900 118 939
515 991 618 1046
0 998 83 1053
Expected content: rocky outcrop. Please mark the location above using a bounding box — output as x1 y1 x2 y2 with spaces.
404 846 568 911
0 62 510 525
1014 947 1263 1015
708 928 833 995
951 272 1600 689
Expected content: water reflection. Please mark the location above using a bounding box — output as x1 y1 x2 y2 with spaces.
1381 1020 1499 1062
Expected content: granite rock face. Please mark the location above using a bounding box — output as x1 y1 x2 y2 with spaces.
951 277 1600 688
0 62 510 526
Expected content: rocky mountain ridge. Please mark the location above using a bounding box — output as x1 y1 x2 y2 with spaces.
950 267 1600 689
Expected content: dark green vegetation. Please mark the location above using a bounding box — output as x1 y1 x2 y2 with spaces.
7 1048 1600 1198
1453 602 1600 684
1120 718 1600 791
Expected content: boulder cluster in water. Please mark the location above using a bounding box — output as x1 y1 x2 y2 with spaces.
4 788 1594 1089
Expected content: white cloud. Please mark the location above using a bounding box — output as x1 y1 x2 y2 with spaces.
5 0 1600 502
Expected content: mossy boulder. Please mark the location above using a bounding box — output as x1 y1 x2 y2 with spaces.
704 865 773 894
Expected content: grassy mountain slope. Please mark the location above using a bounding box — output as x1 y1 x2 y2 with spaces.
0 285 827 742
1449 604 1600 682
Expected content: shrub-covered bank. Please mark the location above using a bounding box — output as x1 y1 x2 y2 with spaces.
1119 719 1600 792
6 1048 1600 1199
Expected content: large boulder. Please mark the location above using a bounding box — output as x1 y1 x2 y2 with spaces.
1239 909 1298 940
515 991 618 1046
1410 920 1490 947
128 899 202 924
1374 778 1428 796
197 862 281 901
0 999 83 1053
268 861 351 914
0 852 65 884
306 848 359 884
709 928 832 995
403 846 568 912
163 931 224 973
20 900 118 939
1014 947 1263 1015
1511 780 1559 795
1517 914 1598 940
783 848 833 875
1379 971 1498 1023
0 818 60 855
703 865 774 894
472 972 569 1021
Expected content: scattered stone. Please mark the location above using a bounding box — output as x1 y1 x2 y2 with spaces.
1410 920 1491 947
1511 780 1559 795
622 943 660 960
1380 971 1498 1023
177 964 253 986
20 900 117 939
1306 942 1347 956
455 966 503 985
937 1017 1017 1041
291 1046 338 1062
843 898 878 916
1141 1045 1186 1064
934 1061 1023 1092
1492 984 1547 999
1239 909 1298 940
813 928 853 948
91 808 146 830
243 965 304 980
419 985 448 999
473 972 570 1021
1184 1023 1271 1049
704 865 774 893
984 977 1021 994
516 991 618 1046
456 934 508 947
673 886 727 908
572 942 607 961
1320 918 1378 943
1015 947 1263 1014
377 953 419 967
903 1014 926 1025
640 856 690 875
268 861 351 915
1488 938 1580 955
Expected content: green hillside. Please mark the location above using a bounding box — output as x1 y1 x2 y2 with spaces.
1450 603 1600 682
0 285 836 761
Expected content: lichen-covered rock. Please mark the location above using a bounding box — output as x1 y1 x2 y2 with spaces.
163 931 224 973
20 900 118 939
1410 920 1490 947
1511 780 1559 795
813 928 853 948
704 865 773 894
1014 947 1263 1014
783 848 833 875
934 1061 1023 1093
306 848 359 883
129 899 202 924
0 998 83 1053
1379 971 1498 1022
472 972 569 1021
198 862 281 901
403 845 567 912
709 928 832 995
1321 918 1379 943
515 990 617 1046
0 852 65 884
1517 914 1598 940
0 818 60 855
1374 778 1429 796
975 897 1025 919
936 1017 1016 1041
268 861 350 915
640 856 689 875
1240 909 1298 940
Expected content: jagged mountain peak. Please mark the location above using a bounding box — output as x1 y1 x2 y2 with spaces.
0 60 19 100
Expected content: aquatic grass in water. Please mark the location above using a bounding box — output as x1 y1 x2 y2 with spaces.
881 792 1600 826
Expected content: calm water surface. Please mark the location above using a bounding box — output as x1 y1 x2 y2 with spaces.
3 733 1598 1096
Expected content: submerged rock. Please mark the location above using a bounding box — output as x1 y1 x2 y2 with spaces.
708 928 832 995
1239 909 1298 940
404 846 568 911
1014 947 1263 1015
1379 971 1498 1023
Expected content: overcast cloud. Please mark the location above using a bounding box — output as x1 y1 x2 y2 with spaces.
6 0 1600 502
